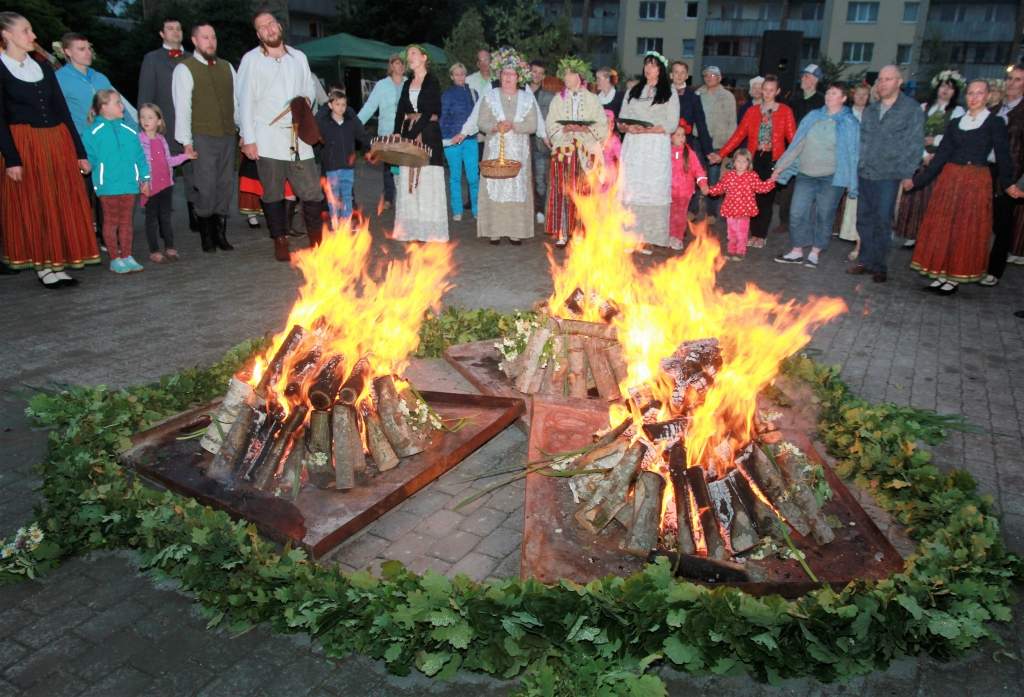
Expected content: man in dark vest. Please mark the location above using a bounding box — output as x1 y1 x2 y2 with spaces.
171 22 238 251
138 17 198 230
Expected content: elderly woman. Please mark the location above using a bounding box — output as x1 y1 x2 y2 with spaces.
737 75 763 122
393 44 447 242
909 79 1012 294
770 83 860 269
0 12 97 288
617 51 680 254
544 57 607 246
476 47 538 245
441 62 479 221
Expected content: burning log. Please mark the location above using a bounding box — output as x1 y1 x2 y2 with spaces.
604 343 628 387
556 318 618 342
564 287 586 316
647 551 762 583
303 409 335 488
621 470 665 557
684 466 729 560
331 405 364 490
708 478 759 554
277 434 305 499
338 358 369 405
206 392 263 482
362 405 400 471
374 375 428 458
727 470 778 539
514 319 555 393
253 405 308 490
254 325 305 398
582 337 620 400
667 443 697 555
566 334 588 398
236 404 285 483
308 356 345 411
285 347 323 398
742 447 811 537
575 441 647 533
201 374 253 454
542 335 568 396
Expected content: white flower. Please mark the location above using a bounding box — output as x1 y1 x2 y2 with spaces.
1 544 13 560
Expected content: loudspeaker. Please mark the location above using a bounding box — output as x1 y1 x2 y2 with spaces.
759 31 803 92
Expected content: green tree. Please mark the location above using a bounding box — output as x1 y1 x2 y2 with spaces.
442 6 486 72
481 0 576 65
818 54 867 86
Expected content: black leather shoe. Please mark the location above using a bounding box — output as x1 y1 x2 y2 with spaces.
1013 310 1024 319
489 239 500 245
214 215 234 251
509 239 522 246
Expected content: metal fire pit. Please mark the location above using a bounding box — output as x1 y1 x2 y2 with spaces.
122 391 524 558
521 394 905 598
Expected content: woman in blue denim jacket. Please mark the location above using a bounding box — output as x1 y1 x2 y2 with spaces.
440 62 479 220
770 83 860 269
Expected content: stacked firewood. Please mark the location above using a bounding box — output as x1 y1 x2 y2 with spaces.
566 338 834 575
502 288 624 399
199 325 436 497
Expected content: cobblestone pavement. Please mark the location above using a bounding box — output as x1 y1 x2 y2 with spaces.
1 165 1022 695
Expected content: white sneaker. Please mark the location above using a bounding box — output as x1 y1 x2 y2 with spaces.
453 214 463 222
535 212 545 224
1008 255 1024 266
902 239 916 248
979 274 999 287
668 238 684 250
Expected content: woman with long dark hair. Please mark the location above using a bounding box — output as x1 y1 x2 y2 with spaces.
0 12 98 287
617 51 679 253
894 70 965 248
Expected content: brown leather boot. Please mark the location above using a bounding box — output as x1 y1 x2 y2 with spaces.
273 236 290 262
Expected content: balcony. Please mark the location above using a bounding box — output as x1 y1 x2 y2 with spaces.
784 19 822 38
925 21 1016 43
569 16 620 37
705 19 780 36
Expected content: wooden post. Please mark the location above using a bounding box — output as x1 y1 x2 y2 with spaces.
514 319 555 393
207 395 263 483
254 325 305 398
331 404 363 490
728 470 778 539
303 409 335 488
308 356 345 411
338 357 369 405
556 318 618 341
621 470 665 557
373 375 426 458
362 405 400 471
708 478 758 554
775 451 835 545
742 446 811 537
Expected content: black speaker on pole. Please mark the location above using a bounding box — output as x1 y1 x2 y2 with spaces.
759 31 803 92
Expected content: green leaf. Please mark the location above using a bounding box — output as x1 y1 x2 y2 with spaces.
416 650 453 677
662 636 700 666
927 614 962 640
627 674 668 697
432 621 473 649
895 594 924 620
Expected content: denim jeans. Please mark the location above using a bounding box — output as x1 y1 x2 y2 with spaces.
788 174 845 252
325 168 355 219
443 138 479 217
856 177 900 273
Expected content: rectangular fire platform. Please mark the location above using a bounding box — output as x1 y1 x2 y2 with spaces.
122 391 524 558
521 395 904 597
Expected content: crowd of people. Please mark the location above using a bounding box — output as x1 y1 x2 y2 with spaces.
1 9 1023 309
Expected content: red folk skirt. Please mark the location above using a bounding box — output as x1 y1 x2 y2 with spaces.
238 157 294 216
893 165 933 241
910 164 992 282
1 124 98 271
545 145 589 240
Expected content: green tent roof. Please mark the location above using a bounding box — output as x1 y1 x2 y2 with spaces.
297 32 447 71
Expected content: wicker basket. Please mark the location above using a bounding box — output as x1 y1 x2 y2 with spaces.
370 137 430 167
480 133 522 179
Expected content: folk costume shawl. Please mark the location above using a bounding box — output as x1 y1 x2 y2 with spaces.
545 87 607 160
482 87 538 203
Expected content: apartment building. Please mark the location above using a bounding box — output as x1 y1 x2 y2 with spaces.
612 1 1022 91
541 1 623 69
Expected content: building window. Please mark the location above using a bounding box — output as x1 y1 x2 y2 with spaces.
896 44 912 64
902 2 919 22
801 39 820 60
638 1 666 21
637 37 664 55
720 4 741 20
847 2 879 23
938 5 966 22
757 4 780 20
842 42 874 63
685 2 699 19
682 39 696 58
800 2 825 21
704 37 760 57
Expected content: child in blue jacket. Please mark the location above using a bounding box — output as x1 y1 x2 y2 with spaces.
82 90 151 273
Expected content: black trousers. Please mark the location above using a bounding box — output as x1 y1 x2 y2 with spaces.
750 151 777 239
144 187 175 252
987 192 1023 278
84 172 102 235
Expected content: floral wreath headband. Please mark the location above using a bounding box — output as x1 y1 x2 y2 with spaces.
490 46 532 87
642 50 669 70
930 69 965 91
557 56 594 85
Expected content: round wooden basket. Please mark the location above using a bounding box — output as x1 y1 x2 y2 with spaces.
480 134 522 179
370 137 430 167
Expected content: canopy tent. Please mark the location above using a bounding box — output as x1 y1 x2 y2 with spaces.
297 32 448 72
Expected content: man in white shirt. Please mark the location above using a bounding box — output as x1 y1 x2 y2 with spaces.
236 10 323 261
171 22 238 252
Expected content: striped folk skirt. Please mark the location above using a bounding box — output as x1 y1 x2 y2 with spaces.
1 124 98 271
893 165 933 241
910 164 992 282
545 146 589 240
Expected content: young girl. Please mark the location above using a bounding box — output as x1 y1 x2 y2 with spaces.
82 90 151 273
705 148 775 260
668 120 707 250
138 103 195 262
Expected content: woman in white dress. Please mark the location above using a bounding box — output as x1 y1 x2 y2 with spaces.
476 47 538 245
617 51 679 254
392 44 448 242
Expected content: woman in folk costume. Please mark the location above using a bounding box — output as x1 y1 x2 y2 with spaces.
476 47 539 245
908 79 1012 295
616 51 679 254
544 57 608 247
393 44 447 242
894 70 965 249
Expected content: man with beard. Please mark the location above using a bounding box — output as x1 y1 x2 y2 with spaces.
171 22 238 252
237 10 322 261
139 18 198 230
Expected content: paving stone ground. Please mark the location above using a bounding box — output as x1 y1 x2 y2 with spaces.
1 165 1022 695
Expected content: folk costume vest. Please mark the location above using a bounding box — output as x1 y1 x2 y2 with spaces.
183 57 235 138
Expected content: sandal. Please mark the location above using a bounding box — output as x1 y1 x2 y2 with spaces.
165 249 179 261
149 251 166 263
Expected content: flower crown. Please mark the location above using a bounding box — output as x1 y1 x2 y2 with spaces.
557 56 594 85
490 46 532 87
642 50 669 69
930 69 965 91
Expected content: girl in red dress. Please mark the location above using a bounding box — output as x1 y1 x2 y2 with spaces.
668 120 707 250
706 148 776 259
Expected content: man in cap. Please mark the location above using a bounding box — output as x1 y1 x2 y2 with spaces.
696 65 736 219
774 64 827 233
